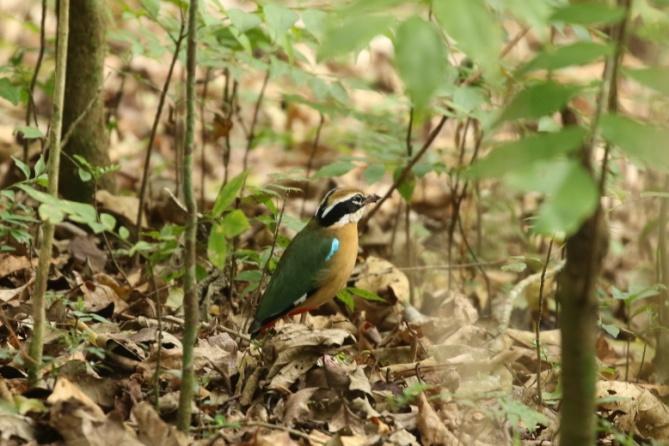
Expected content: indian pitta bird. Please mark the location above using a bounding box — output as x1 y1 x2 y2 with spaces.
250 187 380 336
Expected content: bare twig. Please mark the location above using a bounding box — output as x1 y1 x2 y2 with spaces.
362 115 448 224
177 0 199 431
134 17 186 242
535 238 554 404
246 197 286 332
300 112 325 218
241 69 270 179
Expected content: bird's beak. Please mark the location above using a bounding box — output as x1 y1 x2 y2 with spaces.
364 194 381 205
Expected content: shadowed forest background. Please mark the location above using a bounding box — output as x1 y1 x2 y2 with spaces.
0 0 669 444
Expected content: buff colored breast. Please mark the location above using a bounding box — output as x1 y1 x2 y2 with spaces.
295 222 359 312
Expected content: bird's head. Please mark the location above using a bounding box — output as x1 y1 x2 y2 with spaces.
315 187 380 228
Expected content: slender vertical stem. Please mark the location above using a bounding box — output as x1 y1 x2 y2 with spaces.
535 238 554 404
28 0 70 384
404 109 415 304
134 19 186 242
199 69 211 210
300 112 325 218
23 0 48 161
240 70 270 186
177 0 199 432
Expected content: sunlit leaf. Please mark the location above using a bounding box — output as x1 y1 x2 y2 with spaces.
263 4 298 40
208 223 229 270
505 159 598 236
550 2 625 25
212 171 247 217
433 0 502 78
394 16 447 110
38 203 65 224
469 127 586 178
228 8 262 33
315 160 355 178
221 209 250 237
520 42 612 73
318 14 394 60
625 66 669 95
11 156 30 179
599 114 669 171
497 81 579 124
0 78 21 105
16 125 44 140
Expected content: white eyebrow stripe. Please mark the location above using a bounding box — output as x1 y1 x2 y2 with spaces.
320 193 357 218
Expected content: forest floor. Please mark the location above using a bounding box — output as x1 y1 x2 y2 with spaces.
1 1 669 445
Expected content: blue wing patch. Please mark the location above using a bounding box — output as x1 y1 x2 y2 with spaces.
325 238 340 261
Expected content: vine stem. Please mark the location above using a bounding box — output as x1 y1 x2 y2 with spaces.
535 238 554 404
176 0 199 432
362 115 448 225
134 17 186 243
23 0 47 161
28 0 70 384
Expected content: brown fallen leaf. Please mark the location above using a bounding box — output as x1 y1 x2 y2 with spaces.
96 189 146 228
597 380 669 442
0 412 35 443
282 387 318 425
416 393 458 446
47 377 141 446
132 401 189 446
0 253 31 277
69 235 107 273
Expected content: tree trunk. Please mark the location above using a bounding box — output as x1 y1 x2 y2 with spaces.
60 0 111 202
557 110 609 446
177 0 199 432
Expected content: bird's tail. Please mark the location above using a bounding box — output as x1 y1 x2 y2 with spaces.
249 319 262 337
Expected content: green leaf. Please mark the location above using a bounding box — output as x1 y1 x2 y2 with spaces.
34 155 46 177
550 2 625 26
301 9 327 40
363 164 385 184
599 114 669 171
315 160 355 178
468 127 587 179
497 81 579 124
318 14 394 60
11 156 30 179
100 213 116 232
520 42 612 73
433 0 502 78
221 209 250 237
208 223 229 270
228 8 262 33
336 288 355 312
505 159 598 236
38 203 65 224
601 323 620 338
16 125 44 140
264 4 298 40
394 167 415 202
119 226 130 240
212 171 247 218
0 78 21 105
625 66 669 95
349 287 385 303
140 0 160 18
394 16 447 111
